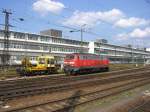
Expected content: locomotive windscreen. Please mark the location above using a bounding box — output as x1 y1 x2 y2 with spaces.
65 55 75 60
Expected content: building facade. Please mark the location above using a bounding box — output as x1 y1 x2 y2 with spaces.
89 42 150 64
0 30 150 65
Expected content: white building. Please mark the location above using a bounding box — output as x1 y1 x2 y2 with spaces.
0 30 150 65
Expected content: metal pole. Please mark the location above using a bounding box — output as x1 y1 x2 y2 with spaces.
70 24 86 53
131 47 133 64
99 44 101 55
144 55 146 66
80 28 83 53
135 56 138 67
2 9 12 67
115 47 116 63
80 24 86 53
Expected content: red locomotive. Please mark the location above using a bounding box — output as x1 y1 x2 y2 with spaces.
64 53 109 75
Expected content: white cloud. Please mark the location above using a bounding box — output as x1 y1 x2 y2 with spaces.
115 17 150 28
116 27 150 40
116 33 129 40
130 27 150 38
99 8 125 22
32 1 150 29
63 8 150 28
33 0 65 15
63 9 124 27
63 11 100 27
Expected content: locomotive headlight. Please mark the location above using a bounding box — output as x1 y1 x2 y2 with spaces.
64 62 68 64
64 61 74 66
69 62 74 64
69 62 75 66
64 62 74 64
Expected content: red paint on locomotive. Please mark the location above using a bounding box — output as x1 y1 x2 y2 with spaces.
64 53 109 75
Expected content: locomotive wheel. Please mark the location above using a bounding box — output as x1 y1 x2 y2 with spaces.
105 67 109 72
71 71 77 75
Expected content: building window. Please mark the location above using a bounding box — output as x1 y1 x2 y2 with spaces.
27 44 40 50
28 34 38 41
14 32 25 39
42 46 49 51
0 42 4 48
40 36 50 42
0 31 4 37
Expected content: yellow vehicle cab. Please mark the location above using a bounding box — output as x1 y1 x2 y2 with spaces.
17 55 59 76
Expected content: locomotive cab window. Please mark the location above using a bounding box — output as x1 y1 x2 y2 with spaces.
79 55 87 60
65 55 75 60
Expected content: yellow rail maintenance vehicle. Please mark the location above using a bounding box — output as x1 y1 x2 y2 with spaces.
17 55 59 76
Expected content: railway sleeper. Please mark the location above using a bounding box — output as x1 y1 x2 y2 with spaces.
0 75 150 101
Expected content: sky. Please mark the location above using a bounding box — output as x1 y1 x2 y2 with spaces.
0 0 150 47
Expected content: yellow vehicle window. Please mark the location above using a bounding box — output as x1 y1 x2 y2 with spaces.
39 58 45 64
48 59 54 64
51 59 54 64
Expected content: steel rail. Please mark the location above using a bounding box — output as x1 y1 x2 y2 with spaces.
1 69 150 89
129 100 150 112
0 66 149 97
2 77 150 112
1 70 150 101
0 67 149 91
0 66 148 84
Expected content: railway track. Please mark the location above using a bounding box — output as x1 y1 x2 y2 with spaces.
129 101 150 112
0 66 148 83
0 67 150 101
0 67 150 112
0 66 149 89
1 75 150 112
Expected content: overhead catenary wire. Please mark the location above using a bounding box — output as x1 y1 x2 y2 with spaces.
1 3 110 39
9 2 103 34
1 0 126 37
0 3 104 38
19 11 104 39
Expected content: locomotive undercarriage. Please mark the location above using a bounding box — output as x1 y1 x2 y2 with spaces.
64 65 109 75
